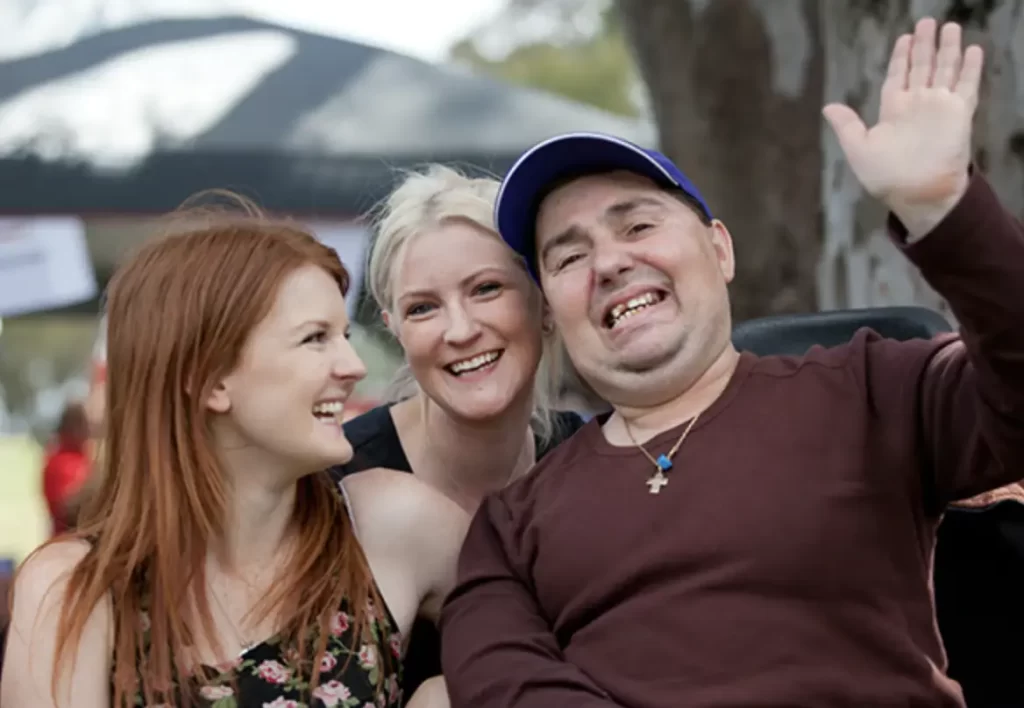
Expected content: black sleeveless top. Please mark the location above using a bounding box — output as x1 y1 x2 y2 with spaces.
329 406 585 697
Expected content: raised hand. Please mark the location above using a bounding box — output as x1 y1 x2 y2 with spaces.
823 18 982 227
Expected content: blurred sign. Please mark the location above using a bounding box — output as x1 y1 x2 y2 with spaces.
0 217 97 316
309 222 369 318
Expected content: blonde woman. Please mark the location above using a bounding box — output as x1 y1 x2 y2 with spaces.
332 166 584 698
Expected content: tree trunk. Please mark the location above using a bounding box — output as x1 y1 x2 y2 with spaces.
615 0 824 323
819 0 1024 318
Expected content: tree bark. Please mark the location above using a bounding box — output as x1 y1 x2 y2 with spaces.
818 0 1024 318
615 0 824 323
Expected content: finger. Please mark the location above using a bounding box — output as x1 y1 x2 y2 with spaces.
932 22 962 90
955 44 984 107
884 33 913 93
880 35 912 122
822 103 867 151
907 17 938 89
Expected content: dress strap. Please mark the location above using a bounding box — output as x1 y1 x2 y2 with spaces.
336 480 359 538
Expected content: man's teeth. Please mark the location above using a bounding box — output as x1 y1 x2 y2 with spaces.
449 351 500 375
313 401 344 420
608 292 661 327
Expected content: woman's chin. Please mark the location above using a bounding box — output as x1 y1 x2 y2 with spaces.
449 395 526 424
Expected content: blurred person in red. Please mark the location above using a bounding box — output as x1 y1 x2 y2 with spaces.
41 401 91 536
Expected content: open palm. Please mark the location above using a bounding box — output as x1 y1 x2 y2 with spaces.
824 18 983 208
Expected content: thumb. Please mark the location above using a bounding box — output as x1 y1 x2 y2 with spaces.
822 103 867 150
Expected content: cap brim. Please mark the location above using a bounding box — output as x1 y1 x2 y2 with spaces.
495 133 680 278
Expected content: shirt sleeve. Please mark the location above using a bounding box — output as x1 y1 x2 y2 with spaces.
440 496 624 708
888 171 1024 507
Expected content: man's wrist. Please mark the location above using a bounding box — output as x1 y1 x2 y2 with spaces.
886 172 970 243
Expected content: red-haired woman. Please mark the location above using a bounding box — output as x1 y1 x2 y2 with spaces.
1 207 466 708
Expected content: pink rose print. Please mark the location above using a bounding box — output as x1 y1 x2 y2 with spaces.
257 659 293 684
312 680 352 707
320 652 338 672
199 685 234 700
330 611 350 636
262 699 300 708
388 634 402 658
386 674 400 704
139 611 151 632
358 644 377 669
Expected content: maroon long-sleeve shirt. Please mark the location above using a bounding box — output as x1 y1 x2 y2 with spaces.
439 173 1024 708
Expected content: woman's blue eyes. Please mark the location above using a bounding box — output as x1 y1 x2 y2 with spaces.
404 282 504 317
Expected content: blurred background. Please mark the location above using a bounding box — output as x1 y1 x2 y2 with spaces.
1 0 1023 565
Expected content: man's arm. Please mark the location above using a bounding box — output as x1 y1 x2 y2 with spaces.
440 497 624 708
894 172 1024 505
823 20 1024 506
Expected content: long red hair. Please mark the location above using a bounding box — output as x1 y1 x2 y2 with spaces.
29 198 380 706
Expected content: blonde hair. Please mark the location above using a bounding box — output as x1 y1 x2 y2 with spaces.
366 164 563 444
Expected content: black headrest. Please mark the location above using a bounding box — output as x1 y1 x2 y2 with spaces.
732 307 953 357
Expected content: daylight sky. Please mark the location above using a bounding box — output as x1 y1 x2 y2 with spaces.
0 0 507 62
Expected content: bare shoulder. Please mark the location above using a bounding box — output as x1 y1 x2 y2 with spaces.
8 538 107 637
2 539 112 708
12 538 93 607
343 467 466 521
342 468 469 548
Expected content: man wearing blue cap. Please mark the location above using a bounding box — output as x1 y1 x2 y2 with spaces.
439 18 1024 708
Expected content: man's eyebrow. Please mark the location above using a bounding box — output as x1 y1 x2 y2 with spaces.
538 197 666 267
605 196 665 220
539 225 587 265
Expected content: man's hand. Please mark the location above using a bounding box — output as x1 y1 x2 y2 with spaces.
823 18 983 238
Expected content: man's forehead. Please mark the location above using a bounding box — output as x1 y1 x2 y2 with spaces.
541 171 667 220
537 171 670 233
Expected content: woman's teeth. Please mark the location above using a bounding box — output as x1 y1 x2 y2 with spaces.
448 351 501 375
313 401 344 423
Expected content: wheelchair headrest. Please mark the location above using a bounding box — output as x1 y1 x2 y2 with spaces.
732 307 953 357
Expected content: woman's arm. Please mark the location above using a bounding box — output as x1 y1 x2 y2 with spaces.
342 469 470 627
409 489 471 625
405 675 450 708
0 541 111 708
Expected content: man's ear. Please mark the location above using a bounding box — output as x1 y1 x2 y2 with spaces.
709 219 736 284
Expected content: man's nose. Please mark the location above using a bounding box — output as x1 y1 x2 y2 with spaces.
593 241 634 287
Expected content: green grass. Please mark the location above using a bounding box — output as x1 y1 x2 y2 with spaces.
0 435 49 566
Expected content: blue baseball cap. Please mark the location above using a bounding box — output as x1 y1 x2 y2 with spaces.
495 132 712 281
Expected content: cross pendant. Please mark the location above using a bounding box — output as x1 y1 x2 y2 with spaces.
646 472 669 494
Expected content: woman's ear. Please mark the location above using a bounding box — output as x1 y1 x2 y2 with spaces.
381 310 392 330
541 302 555 336
205 380 231 414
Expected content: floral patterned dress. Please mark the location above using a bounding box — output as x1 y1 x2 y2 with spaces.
131 598 404 708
